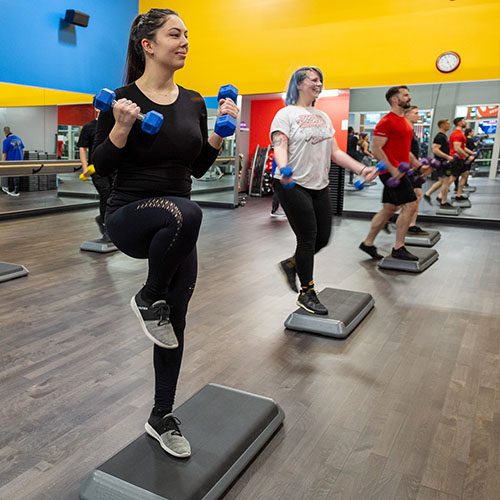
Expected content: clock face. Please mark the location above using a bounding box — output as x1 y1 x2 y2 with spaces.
436 51 461 73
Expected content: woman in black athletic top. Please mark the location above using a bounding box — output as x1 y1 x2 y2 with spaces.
93 8 238 458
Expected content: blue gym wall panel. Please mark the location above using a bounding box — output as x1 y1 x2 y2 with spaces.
0 0 138 94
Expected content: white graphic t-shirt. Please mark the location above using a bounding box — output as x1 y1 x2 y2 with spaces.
270 105 335 190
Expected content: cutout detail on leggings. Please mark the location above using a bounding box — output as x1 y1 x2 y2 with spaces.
136 198 183 251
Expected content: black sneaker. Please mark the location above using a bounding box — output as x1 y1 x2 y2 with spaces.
407 226 428 235
297 289 328 315
95 215 105 236
145 412 191 458
423 194 432 205
279 258 298 293
359 242 384 260
391 246 419 261
439 202 455 209
383 223 391 234
454 195 468 201
436 196 442 204
130 292 178 349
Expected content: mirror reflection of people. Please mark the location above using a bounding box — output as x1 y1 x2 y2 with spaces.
358 132 374 166
458 127 476 190
424 119 453 204
346 126 359 185
77 108 113 240
437 117 476 206
2 126 24 197
403 105 426 234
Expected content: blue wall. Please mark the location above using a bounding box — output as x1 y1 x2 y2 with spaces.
0 0 138 94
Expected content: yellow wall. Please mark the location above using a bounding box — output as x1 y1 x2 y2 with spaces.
0 83 93 107
139 0 500 95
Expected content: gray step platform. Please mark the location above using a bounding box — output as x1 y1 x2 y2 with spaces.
378 247 438 273
405 229 441 247
284 288 374 339
80 239 118 253
79 383 284 500
0 262 29 283
452 198 472 208
436 206 461 216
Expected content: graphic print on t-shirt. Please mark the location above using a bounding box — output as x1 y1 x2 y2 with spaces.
296 114 332 145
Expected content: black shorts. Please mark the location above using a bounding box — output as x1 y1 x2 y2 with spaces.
380 173 417 206
443 158 464 178
463 159 473 172
409 172 425 189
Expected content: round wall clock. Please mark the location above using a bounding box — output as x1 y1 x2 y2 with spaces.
436 51 461 73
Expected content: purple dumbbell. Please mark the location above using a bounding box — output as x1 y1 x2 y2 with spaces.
397 162 411 174
386 176 400 188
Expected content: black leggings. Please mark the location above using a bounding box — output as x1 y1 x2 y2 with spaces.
92 175 113 222
106 196 202 411
274 181 332 286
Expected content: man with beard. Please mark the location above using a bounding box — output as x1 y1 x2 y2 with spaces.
437 117 476 207
359 86 425 261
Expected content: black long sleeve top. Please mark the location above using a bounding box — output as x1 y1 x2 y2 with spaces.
92 83 220 202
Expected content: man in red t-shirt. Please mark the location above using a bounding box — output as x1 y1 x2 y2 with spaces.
359 85 428 261
438 117 476 206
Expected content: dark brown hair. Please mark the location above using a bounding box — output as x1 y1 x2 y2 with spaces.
385 86 409 103
125 8 179 84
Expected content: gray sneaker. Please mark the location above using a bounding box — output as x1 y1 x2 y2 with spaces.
130 292 178 349
145 413 191 458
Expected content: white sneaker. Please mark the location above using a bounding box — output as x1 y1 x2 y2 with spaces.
270 209 286 218
130 292 178 349
145 413 191 458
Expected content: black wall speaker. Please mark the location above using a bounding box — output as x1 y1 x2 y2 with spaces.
64 9 90 27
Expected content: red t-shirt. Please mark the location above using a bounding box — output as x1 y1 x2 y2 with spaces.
373 112 413 170
449 129 466 158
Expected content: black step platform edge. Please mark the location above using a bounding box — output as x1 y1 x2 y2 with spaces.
0 262 29 283
79 383 284 500
284 288 375 339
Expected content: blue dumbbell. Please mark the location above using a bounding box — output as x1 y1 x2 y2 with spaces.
353 162 385 190
214 84 238 137
93 88 164 135
375 160 401 188
280 165 296 189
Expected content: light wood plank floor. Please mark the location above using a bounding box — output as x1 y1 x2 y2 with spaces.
0 199 499 500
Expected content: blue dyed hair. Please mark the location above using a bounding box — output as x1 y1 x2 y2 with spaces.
285 66 324 106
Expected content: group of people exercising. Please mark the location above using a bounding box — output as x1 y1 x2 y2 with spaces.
423 117 477 208
81 8 463 459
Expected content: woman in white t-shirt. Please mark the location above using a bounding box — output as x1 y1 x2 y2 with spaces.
271 67 378 314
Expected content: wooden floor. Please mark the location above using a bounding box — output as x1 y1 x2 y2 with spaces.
0 199 499 500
